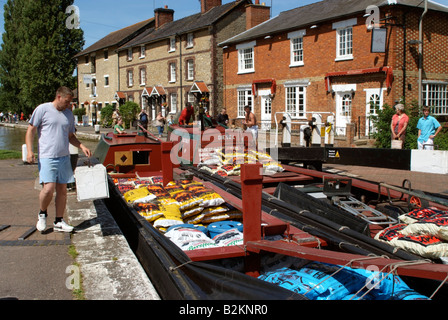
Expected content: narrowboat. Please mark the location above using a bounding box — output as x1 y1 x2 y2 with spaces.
92 128 448 300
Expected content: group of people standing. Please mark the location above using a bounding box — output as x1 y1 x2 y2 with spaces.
391 104 442 150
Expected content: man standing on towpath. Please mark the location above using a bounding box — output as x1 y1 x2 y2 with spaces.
25 87 91 232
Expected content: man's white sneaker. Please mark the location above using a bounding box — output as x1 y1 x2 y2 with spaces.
53 220 74 233
36 213 47 232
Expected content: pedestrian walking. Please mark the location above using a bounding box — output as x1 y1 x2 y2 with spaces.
156 111 165 138
390 103 409 149
25 87 91 233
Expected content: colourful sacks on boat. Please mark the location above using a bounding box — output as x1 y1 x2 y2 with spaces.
164 226 216 251
212 229 243 247
258 264 364 300
393 234 448 259
398 208 445 225
153 203 183 228
134 202 165 222
401 215 448 241
374 224 406 243
124 187 155 204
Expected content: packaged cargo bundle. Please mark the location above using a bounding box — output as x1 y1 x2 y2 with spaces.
401 215 448 241
170 189 203 211
259 262 429 300
398 208 446 225
216 164 240 176
184 184 225 208
181 205 204 220
146 184 177 205
149 176 163 185
117 183 135 195
134 202 165 222
153 203 183 229
374 224 406 244
123 187 156 204
393 234 448 259
165 226 216 251
213 229 243 247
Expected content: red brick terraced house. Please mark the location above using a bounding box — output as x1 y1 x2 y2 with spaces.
219 0 448 143
116 0 270 120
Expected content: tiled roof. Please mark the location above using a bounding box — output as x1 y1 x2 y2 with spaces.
74 18 155 58
118 0 249 50
219 0 448 46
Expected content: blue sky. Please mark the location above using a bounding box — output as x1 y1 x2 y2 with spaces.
1 0 448 49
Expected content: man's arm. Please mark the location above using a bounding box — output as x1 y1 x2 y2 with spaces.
69 133 92 158
431 125 443 139
25 125 37 163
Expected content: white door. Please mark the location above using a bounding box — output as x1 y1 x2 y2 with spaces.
259 90 272 130
365 88 385 136
335 92 352 135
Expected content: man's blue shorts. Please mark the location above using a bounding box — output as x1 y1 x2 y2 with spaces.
38 156 75 184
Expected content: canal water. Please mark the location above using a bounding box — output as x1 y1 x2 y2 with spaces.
0 126 99 153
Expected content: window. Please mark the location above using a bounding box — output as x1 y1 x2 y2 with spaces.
333 18 356 61
188 93 195 104
104 75 109 87
341 94 352 117
127 70 133 87
285 85 306 118
187 33 194 48
169 37 176 52
187 59 194 80
288 30 305 67
170 63 176 82
337 27 353 59
84 55 89 64
237 87 253 118
140 68 146 86
423 82 448 115
170 93 178 114
140 45 146 58
237 41 255 74
104 50 109 60
127 48 133 61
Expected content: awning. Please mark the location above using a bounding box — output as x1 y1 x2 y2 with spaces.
190 81 210 94
325 66 393 92
114 91 126 100
252 79 276 97
141 87 153 97
150 86 166 97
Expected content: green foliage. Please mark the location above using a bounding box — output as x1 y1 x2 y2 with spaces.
100 104 115 128
0 0 84 115
72 107 86 120
371 100 447 150
119 101 139 129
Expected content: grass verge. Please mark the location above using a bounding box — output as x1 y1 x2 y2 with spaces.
0 149 22 160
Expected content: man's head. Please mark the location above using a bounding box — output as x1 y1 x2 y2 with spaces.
185 102 193 110
221 108 227 114
54 87 74 111
244 105 251 113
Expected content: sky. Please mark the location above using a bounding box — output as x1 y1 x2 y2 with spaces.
0 0 447 49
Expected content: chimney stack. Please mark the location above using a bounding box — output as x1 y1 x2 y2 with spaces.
246 1 270 30
201 0 222 14
155 5 174 29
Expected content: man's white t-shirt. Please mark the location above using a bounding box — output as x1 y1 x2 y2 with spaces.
29 102 75 159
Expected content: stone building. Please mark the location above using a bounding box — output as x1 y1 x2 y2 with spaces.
75 19 154 124
116 0 270 120
219 0 448 141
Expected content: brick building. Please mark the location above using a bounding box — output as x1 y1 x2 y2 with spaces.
116 0 269 120
219 0 448 139
75 19 154 124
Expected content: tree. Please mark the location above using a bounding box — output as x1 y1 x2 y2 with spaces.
0 0 84 115
119 101 139 129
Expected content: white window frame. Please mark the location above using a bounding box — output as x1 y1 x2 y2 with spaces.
187 60 194 80
423 81 448 115
104 49 109 61
104 75 110 88
169 37 176 52
140 68 146 86
237 41 256 74
333 18 356 61
237 86 253 118
127 48 133 61
170 93 178 114
170 63 176 83
140 45 146 59
186 33 194 48
288 30 306 67
128 70 133 87
284 81 308 119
